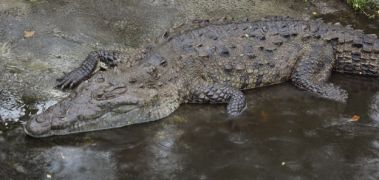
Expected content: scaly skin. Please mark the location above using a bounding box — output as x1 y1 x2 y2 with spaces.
57 50 124 89
24 17 379 137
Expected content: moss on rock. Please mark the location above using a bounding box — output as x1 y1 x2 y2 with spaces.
346 0 379 18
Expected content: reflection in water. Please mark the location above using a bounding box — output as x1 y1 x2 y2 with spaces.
146 124 184 179
38 147 115 180
370 93 379 123
363 92 379 180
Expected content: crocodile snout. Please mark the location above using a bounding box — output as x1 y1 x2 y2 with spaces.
24 116 52 137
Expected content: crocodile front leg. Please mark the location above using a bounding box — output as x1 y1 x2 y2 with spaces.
291 43 348 102
188 83 247 116
57 50 121 89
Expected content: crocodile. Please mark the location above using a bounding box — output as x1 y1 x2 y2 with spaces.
24 17 379 137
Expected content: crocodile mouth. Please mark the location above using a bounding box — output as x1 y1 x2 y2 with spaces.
23 103 139 138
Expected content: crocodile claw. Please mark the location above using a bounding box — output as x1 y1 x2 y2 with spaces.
57 68 89 89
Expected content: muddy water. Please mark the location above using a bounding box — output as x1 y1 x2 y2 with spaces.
1 0 379 179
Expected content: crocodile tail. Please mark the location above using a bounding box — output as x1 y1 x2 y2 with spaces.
331 26 379 76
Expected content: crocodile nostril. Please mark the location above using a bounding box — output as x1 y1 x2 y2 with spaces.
24 115 52 137
35 116 46 123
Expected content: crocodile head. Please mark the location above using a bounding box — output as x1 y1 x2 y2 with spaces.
24 64 180 137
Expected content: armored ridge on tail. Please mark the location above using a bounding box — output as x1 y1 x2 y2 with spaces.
24 17 379 137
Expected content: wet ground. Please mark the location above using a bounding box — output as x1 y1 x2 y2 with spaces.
1 0 379 179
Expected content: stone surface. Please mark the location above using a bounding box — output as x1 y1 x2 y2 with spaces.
1 1 379 179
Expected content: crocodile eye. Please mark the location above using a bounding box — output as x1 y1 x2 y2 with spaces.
162 31 169 39
160 59 167 67
128 77 137 84
93 85 127 100
96 76 105 83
